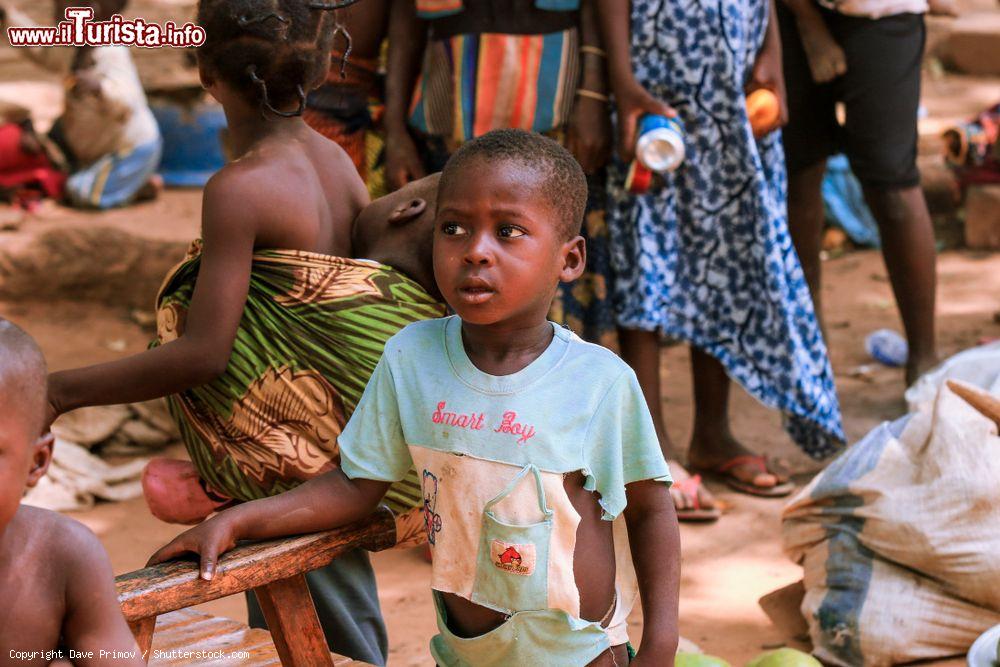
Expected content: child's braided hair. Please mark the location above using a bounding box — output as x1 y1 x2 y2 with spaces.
196 0 367 118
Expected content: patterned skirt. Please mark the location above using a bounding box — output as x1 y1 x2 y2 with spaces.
605 0 844 457
153 243 446 515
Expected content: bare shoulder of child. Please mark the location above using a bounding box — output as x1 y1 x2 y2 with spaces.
0 320 142 666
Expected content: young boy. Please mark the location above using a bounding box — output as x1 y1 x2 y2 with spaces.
150 129 679 666
0 319 142 666
0 0 162 209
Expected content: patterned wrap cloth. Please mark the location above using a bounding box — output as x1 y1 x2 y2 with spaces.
606 0 845 457
153 243 446 545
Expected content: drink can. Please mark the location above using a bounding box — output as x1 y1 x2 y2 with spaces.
635 114 685 173
864 329 908 367
625 160 654 194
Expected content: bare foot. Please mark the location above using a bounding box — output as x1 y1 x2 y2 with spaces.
797 18 847 84
141 458 231 524
134 174 163 202
688 429 789 492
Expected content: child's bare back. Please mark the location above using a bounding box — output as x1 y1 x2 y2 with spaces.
213 123 367 258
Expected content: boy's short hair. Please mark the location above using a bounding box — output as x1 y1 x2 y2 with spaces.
0 319 47 437
440 129 588 239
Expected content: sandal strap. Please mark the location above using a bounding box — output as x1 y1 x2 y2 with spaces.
671 474 704 510
716 455 768 475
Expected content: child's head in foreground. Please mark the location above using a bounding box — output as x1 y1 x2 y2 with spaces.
0 319 53 535
435 129 588 327
196 0 338 117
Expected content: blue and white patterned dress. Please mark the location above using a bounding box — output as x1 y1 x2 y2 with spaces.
606 0 844 457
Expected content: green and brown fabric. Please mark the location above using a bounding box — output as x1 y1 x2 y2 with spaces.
153 242 446 516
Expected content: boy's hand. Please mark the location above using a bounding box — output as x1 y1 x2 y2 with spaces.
385 126 427 192
147 511 241 581
567 95 612 175
614 82 676 163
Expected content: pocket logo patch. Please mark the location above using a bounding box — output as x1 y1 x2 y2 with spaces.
491 540 535 576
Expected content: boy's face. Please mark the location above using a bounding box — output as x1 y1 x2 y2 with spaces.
433 158 584 328
0 391 52 537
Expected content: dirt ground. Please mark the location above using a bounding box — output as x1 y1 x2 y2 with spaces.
2 241 995 666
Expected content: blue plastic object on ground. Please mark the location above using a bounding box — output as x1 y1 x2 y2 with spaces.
865 329 908 367
822 154 881 248
150 99 227 187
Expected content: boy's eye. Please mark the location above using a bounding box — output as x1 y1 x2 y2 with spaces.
498 225 525 239
441 222 466 236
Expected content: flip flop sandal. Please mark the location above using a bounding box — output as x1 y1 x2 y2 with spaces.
708 455 795 497
671 474 721 522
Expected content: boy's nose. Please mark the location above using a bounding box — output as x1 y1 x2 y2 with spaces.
463 234 494 265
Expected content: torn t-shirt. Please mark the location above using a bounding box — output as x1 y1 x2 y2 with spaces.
338 315 671 621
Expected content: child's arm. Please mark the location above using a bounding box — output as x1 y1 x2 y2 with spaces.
595 0 676 162
623 479 680 664
60 522 146 667
46 170 263 426
781 0 847 83
383 0 428 191
149 470 390 580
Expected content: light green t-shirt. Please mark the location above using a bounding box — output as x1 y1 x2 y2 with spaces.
339 316 671 521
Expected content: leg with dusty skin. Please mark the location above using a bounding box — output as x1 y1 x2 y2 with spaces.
618 328 717 515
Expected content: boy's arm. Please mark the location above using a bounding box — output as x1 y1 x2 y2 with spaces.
46 170 261 425
149 470 390 580
60 523 146 667
623 479 680 664
384 0 427 191
780 0 847 83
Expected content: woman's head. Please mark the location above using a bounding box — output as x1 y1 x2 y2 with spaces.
196 0 338 117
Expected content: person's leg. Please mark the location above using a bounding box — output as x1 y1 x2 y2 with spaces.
862 184 937 384
247 549 389 666
618 328 716 513
778 2 839 329
836 11 936 385
786 160 829 325
686 346 786 490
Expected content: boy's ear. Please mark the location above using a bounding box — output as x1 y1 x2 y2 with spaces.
559 235 586 283
25 433 54 489
388 198 428 227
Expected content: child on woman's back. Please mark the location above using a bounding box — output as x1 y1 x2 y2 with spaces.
0 320 142 666
150 129 680 666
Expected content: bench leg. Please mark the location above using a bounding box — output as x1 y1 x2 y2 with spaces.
254 574 335 667
128 617 156 663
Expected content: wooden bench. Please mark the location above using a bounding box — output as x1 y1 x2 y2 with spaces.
114 508 396 666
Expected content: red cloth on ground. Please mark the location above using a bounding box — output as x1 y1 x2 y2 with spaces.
0 122 65 205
